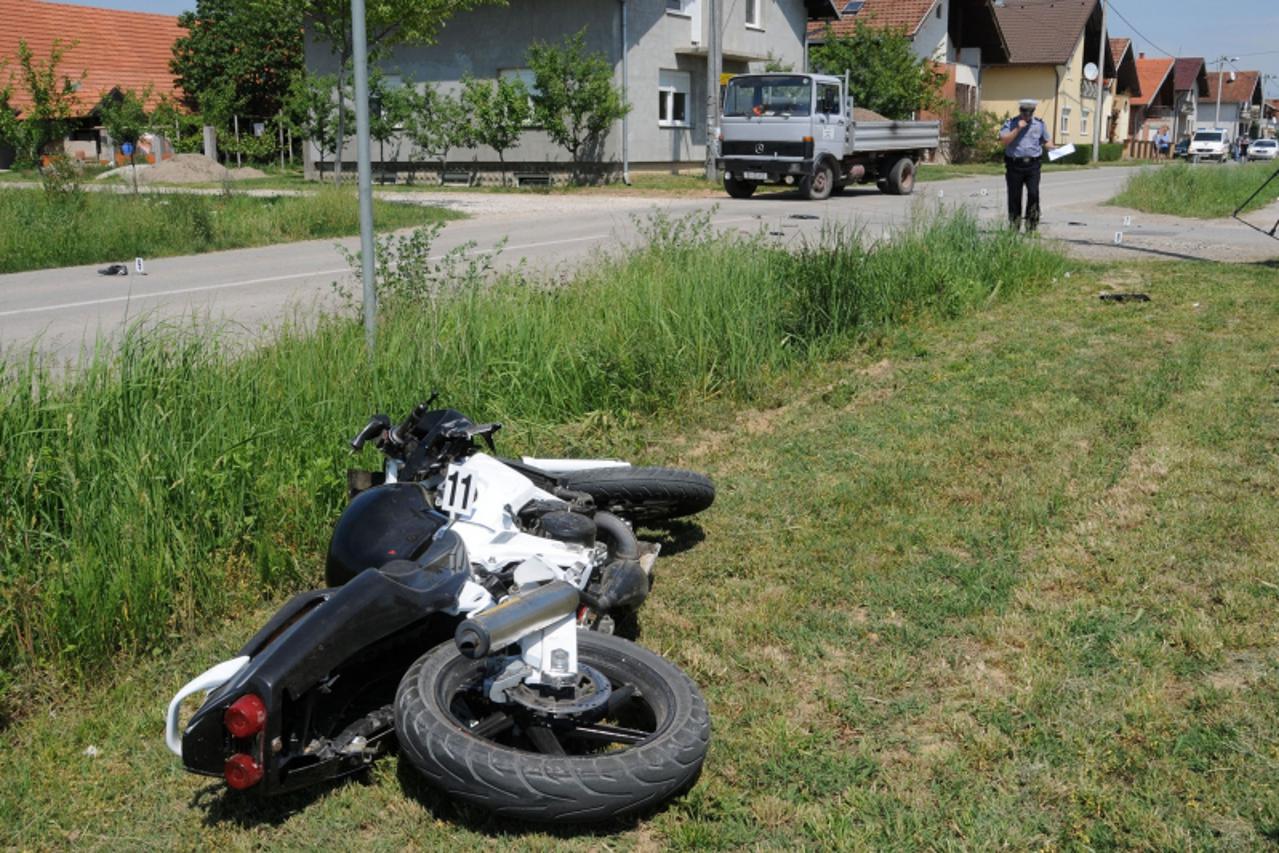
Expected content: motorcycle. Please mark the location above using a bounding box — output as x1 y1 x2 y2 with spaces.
164 403 712 822
345 394 716 526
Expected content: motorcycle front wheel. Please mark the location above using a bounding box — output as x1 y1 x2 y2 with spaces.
557 467 715 524
394 632 710 822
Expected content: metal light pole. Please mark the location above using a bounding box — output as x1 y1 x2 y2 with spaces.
1091 0 1106 161
704 0 720 182
351 0 377 356
1214 55 1239 128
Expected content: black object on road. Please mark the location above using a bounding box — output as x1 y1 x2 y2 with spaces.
97 264 129 276
1099 292 1151 303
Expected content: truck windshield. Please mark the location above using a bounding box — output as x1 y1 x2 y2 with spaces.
724 76 812 117
1193 131 1223 142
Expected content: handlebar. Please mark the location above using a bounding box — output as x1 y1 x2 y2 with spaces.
350 414 391 451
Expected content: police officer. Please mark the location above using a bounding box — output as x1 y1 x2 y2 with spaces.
998 99 1056 232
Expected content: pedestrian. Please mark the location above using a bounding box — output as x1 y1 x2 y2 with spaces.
998 98 1057 232
1155 126 1171 159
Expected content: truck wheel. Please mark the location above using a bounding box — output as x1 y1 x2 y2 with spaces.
801 162 835 201
883 157 916 195
724 176 758 198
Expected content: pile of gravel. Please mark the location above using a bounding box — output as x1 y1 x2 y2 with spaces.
138 154 234 184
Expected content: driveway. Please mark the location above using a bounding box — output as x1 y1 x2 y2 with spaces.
2 165 1275 362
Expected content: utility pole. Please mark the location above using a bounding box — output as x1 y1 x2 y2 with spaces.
1091 0 1106 161
351 0 377 356
704 0 721 182
1214 55 1239 128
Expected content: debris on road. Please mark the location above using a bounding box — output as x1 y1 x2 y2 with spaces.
97 264 129 276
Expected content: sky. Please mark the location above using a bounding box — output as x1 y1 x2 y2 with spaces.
40 0 1279 99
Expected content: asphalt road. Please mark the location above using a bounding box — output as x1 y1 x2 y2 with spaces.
3 165 1276 363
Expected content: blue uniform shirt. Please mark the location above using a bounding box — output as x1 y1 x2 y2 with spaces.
1002 116 1051 158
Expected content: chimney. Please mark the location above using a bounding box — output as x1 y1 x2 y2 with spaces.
1139 52 1146 59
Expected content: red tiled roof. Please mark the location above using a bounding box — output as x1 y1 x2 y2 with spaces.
992 0 1097 65
1205 69 1261 105
1172 57 1205 92
807 0 937 41
0 0 182 116
1131 56 1174 106
1109 37 1130 67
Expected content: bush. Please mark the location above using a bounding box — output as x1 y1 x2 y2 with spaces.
950 110 1003 163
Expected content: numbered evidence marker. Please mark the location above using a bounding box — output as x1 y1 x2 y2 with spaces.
1123 216 1132 227
437 463 480 515
1114 231 1124 245
135 257 146 275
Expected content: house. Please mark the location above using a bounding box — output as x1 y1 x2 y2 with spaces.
1169 57 1207 142
0 0 183 168
1128 54 1175 149
303 0 839 181
804 0 1009 116
1264 99 1278 139
1105 37 1140 144
981 0 1115 150
1198 69 1264 141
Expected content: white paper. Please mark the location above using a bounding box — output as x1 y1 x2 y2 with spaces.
1048 144 1076 162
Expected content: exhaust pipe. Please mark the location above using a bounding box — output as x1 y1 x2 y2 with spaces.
454 581 580 659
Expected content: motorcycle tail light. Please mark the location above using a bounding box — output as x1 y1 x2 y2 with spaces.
224 693 267 739
224 753 264 790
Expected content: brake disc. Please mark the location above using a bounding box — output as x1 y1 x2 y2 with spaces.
507 665 612 718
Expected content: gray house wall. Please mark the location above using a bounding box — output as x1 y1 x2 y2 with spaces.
304 0 811 180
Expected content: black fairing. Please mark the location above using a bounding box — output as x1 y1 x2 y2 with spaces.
325 482 447 587
181 531 469 794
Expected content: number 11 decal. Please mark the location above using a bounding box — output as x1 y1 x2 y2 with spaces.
438 464 479 514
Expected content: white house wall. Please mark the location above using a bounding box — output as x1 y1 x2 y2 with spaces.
302 0 810 176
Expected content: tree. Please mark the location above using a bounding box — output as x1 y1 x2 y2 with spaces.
283 71 349 174
0 39 84 167
405 84 471 179
809 21 946 120
302 0 501 182
98 87 154 192
368 68 415 180
171 0 304 120
460 74 529 184
526 29 629 183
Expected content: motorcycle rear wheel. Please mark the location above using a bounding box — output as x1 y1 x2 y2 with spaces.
557 467 715 524
394 632 710 822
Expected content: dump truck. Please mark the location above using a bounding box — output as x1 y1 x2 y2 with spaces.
716 73 940 200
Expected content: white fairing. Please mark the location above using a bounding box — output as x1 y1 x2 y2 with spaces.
519 457 630 474
444 453 598 589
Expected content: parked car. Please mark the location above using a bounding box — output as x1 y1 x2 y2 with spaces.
1247 138 1278 160
1173 137 1190 159
1188 129 1231 162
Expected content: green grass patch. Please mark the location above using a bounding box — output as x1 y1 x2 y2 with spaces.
0 211 1065 702
1109 160 1279 218
1 258 1277 847
0 188 461 273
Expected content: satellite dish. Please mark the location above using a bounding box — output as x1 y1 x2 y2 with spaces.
1083 62 1100 82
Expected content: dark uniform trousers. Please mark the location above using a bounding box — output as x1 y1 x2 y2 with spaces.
1004 155 1042 230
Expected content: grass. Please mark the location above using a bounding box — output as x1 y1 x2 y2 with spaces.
917 158 1157 183
1109 160 1279 218
0 210 1065 706
0 187 461 273
1 256 1277 847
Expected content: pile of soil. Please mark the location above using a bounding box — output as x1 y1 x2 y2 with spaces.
137 153 233 185
229 166 267 180
852 107 891 122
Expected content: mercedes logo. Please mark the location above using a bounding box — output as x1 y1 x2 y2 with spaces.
754 143 765 154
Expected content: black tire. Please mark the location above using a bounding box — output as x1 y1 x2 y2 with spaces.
559 467 715 523
883 156 916 195
801 161 835 201
395 632 710 823
724 176 758 198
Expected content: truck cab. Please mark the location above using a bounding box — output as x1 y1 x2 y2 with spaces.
717 73 939 201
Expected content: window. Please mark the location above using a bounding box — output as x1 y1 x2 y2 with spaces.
666 0 689 13
937 2 943 18
817 83 841 115
745 0 762 27
723 75 812 117
1080 109 1090 136
1060 106 1071 135
659 69 691 127
499 68 540 125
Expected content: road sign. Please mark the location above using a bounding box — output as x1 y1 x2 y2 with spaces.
121 142 134 157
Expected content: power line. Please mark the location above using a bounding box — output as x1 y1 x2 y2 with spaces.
1104 0 1175 58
